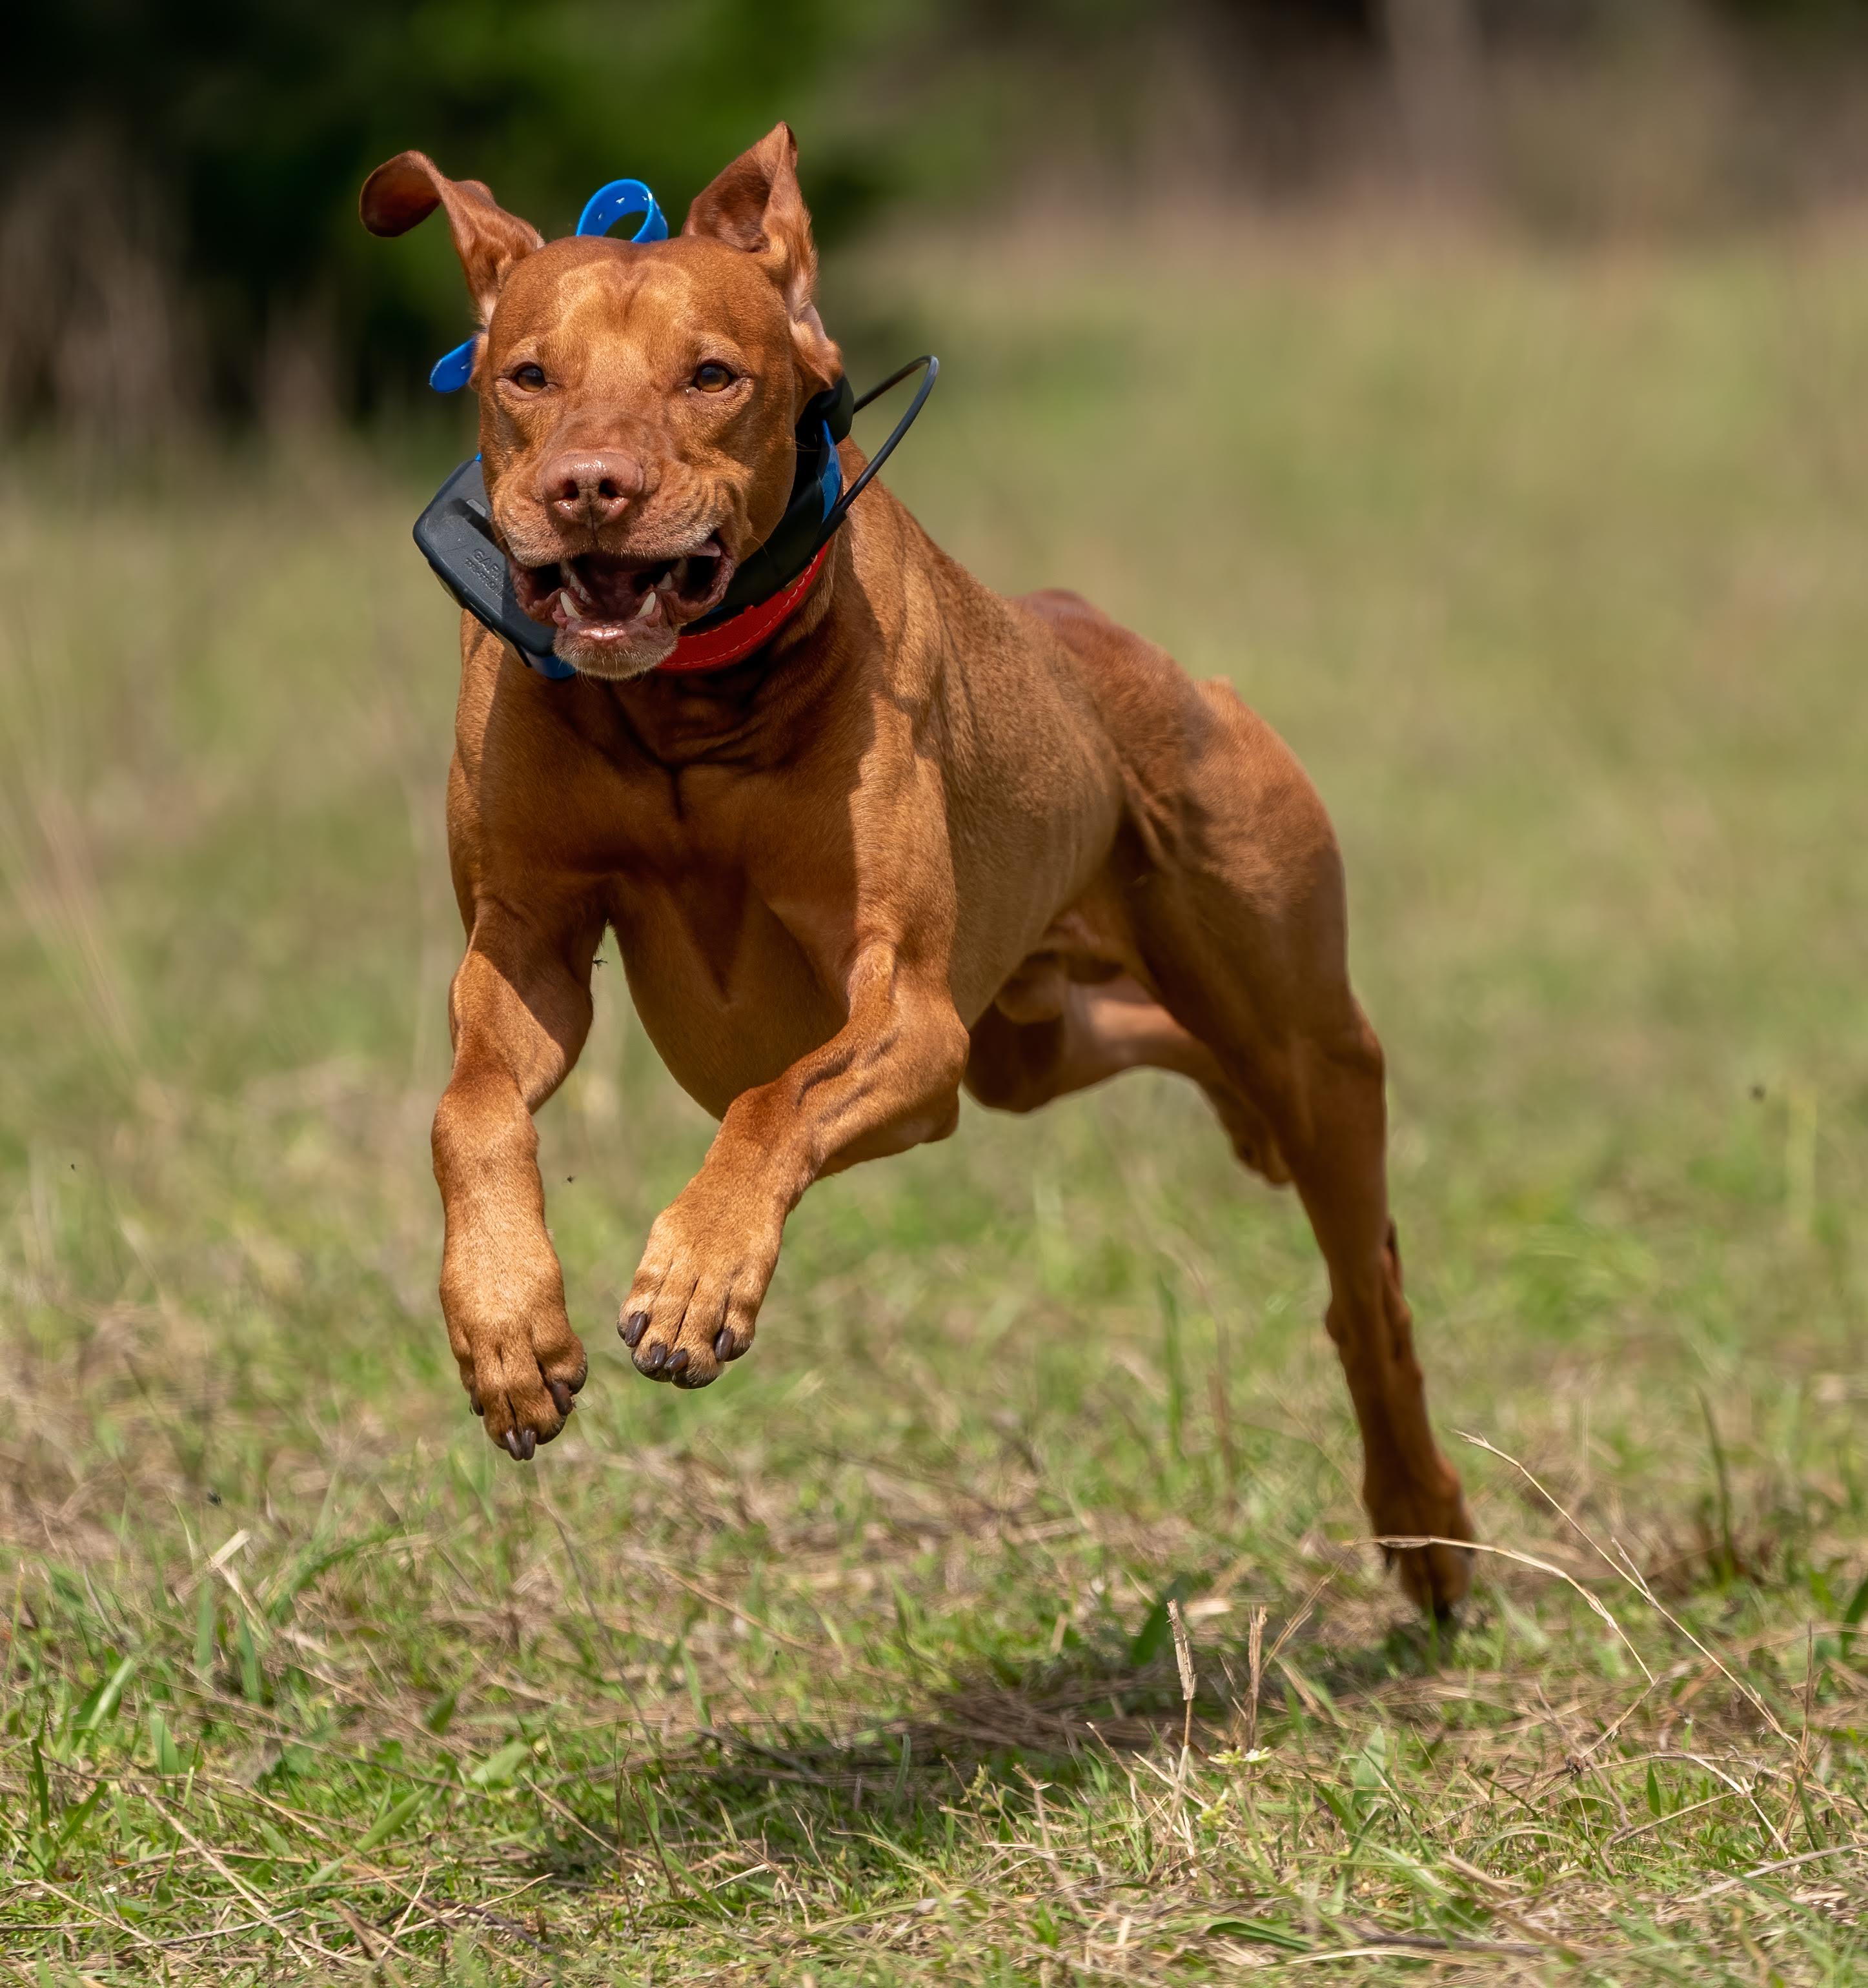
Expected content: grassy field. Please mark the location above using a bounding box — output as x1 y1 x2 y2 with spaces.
1 219 1866 1983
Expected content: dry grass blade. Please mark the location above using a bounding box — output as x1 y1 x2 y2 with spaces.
1368 1535 1655 1683
1168 1597 1196 1754
1456 1431 1790 1740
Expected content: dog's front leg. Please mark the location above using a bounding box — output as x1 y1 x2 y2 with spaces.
432 904 597 1457
621 942 971 1387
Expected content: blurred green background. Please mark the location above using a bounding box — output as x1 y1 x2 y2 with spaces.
14 0 1868 439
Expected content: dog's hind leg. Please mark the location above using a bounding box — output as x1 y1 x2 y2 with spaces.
964 971 1290 1184
1126 682 1475 1616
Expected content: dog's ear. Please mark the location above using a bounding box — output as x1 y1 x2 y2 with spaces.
684 124 842 394
360 152 543 325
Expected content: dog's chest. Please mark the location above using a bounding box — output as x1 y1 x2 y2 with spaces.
604 857 849 1121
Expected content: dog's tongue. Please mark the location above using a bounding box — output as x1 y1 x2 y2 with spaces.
574 551 659 617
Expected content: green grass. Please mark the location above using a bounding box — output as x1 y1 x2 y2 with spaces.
2 221 1866 1983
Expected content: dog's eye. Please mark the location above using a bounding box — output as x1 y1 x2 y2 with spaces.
692 361 735 393
510 363 547 391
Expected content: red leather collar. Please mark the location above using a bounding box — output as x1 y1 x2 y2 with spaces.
656 541 832 675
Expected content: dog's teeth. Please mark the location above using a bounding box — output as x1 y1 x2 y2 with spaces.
634 589 657 620
566 570 593 605
662 559 687 594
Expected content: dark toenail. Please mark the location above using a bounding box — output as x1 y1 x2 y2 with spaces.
639 1343 665 1374
471 1393 485 1415
713 1326 735 1361
665 1347 687 1374
503 1429 523 1459
519 1428 536 1460
547 1379 573 1416
621 1311 649 1348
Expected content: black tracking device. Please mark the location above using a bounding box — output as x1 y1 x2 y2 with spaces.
411 362 935 680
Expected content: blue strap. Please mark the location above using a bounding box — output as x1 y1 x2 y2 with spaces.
815 423 842 520
431 178 669 394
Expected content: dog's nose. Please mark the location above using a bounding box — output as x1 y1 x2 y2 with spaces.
538 452 644 529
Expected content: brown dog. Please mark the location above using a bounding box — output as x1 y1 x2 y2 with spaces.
361 125 1475 1613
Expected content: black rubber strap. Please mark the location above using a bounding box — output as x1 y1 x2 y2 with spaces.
824 356 939 532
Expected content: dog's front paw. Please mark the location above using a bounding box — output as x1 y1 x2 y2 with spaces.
442 1246 587 1460
618 1187 782 1388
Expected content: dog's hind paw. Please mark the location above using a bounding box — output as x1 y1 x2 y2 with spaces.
1369 1480 1477 1619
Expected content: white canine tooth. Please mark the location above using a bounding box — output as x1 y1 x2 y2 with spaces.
663 559 687 593
567 569 593 604
634 589 657 620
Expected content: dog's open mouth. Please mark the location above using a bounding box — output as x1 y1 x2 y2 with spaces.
510 542 733 652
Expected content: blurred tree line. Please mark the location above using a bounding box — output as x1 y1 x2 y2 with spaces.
8 0 1868 443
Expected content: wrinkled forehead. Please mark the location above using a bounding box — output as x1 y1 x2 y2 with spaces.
488 237 790 381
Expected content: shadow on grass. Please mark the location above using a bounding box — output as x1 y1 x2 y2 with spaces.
517 1605 1461 1889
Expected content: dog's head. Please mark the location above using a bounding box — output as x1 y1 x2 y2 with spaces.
362 125 842 679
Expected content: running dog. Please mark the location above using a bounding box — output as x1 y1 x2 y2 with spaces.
360 125 1475 1613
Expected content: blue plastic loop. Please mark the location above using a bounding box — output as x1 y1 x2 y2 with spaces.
430 337 479 393
575 179 668 243
430 176 667 392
